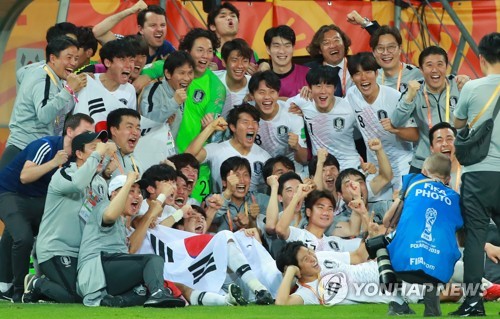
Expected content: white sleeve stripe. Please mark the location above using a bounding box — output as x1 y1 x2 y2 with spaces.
32 143 51 165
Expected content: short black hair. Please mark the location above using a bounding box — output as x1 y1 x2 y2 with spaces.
63 113 94 137
277 172 303 195
248 70 281 94
334 168 366 194
347 52 380 76
46 36 79 61
276 241 307 273
262 155 295 182
308 152 340 177
221 38 252 62
220 156 251 181
226 102 260 134
418 45 448 68
207 2 240 29
168 153 200 171
179 28 220 53
140 164 177 198
478 32 500 64
123 34 149 56
163 50 196 75
46 22 78 43
99 39 136 66
369 25 402 50
264 25 296 47
77 26 98 55
304 190 336 212
307 24 351 61
306 65 339 87
106 108 141 139
428 122 457 146
137 5 165 27
173 205 207 228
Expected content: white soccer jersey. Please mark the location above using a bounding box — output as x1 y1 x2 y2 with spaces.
287 95 360 170
293 253 400 305
287 226 361 252
257 100 307 173
346 85 413 190
204 140 271 193
214 70 251 119
94 73 137 110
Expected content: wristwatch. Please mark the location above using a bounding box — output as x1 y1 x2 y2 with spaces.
361 17 371 28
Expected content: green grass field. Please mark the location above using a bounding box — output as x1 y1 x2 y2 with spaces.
1 302 499 319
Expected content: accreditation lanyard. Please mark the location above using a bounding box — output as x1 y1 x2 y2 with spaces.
381 62 403 91
43 65 60 88
424 81 450 128
43 65 64 126
227 202 248 232
298 277 323 305
453 165 461 193
113 153 139 175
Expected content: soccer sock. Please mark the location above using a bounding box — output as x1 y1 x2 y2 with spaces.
227 242 266 292
0 282 12 292
189 289 226 306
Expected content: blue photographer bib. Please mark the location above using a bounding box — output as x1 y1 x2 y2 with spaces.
387 173 463 283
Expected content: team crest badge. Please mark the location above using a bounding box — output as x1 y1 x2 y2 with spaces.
399 83 408 92
333 117 345 130
193 90 206 103
253 161 263 175
449 96 458 109
377 110 388 120
277 125 288 136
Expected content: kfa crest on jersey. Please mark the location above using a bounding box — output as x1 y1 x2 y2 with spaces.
377 110 388 120
193 90 206 103
333 117 345 131
277 125 289 136
253 161 264 175
399 83 408 92
449 96 459 110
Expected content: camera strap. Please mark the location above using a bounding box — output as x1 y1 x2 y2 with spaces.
385 177 433 234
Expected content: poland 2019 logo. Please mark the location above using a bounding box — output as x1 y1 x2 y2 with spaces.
318 272 348 306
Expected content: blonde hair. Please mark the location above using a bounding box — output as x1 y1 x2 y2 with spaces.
422 153 451 180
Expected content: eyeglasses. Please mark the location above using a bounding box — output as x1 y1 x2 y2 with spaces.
374 45 399 54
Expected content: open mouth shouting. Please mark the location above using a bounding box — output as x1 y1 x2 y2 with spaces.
245 131 255 143
130 199 140 214
197 59 208 73
121 70 131 83
235 183 247 194
127 136 138 150
174 196 186 208
65 67 74 77
259 100 274 113
194 222 205 234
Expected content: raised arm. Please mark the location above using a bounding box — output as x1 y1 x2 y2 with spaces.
128 198 163 253
313 148 328 191
103 171 139 224
264 175 280 234
391 80 421 128
276 184 311 240
275 265 305 305
92 0 147 44
185 117 228 163
368 138 393 195
20 148 68 184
